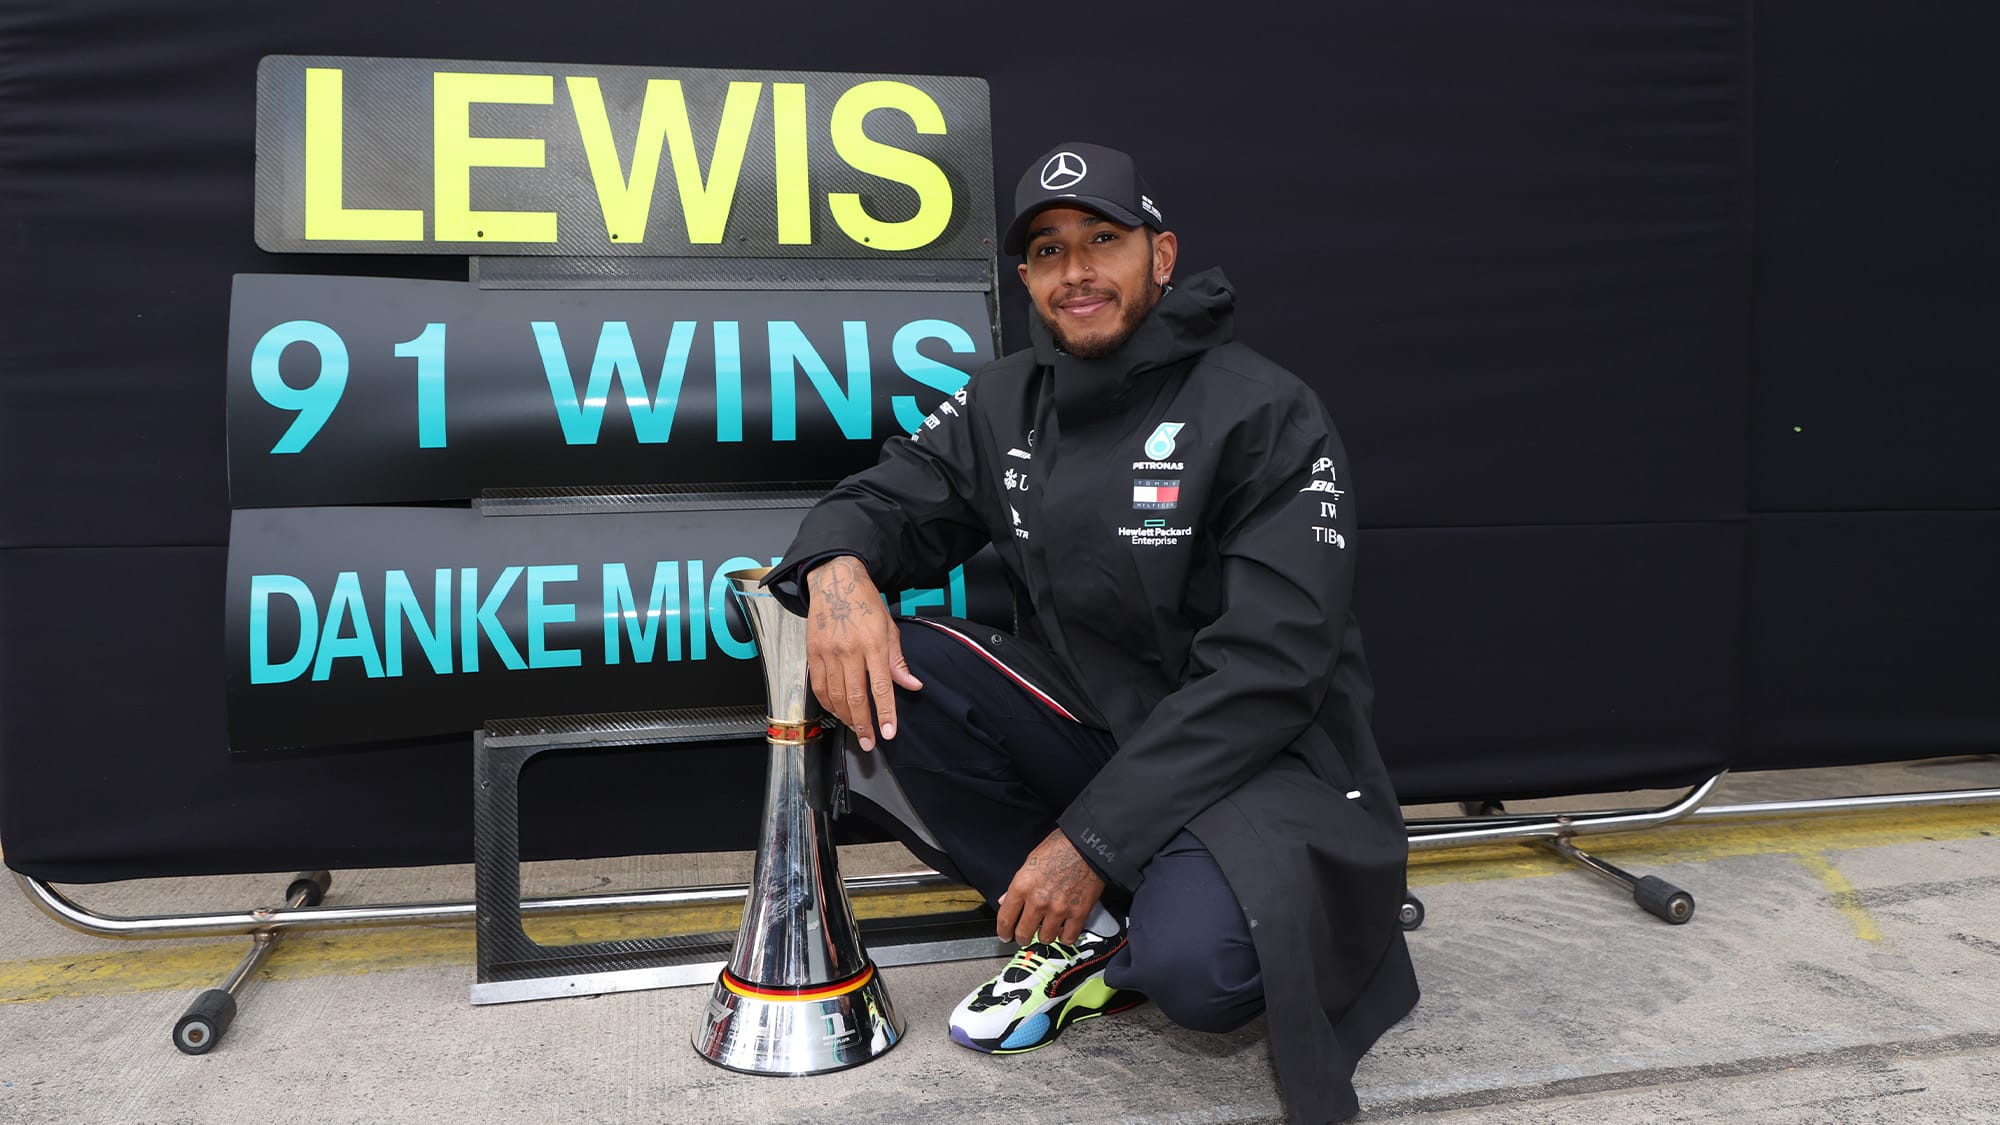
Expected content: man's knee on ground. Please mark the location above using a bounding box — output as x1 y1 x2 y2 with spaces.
1114 940 1262 1034
1148 985 1260 1034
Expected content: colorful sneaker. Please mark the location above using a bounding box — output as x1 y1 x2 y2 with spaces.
947 930 1145 1053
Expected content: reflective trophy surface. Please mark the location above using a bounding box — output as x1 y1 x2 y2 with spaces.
693 566 904 1074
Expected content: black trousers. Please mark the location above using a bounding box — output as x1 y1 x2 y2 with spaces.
879 617 1265 1034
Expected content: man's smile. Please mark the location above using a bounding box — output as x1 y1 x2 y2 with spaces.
1057 291 1116 317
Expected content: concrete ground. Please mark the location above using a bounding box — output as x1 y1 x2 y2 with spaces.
2 756 1997 1124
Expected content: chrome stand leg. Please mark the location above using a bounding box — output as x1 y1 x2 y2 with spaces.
1542 838 1694 925
172 871 331 1054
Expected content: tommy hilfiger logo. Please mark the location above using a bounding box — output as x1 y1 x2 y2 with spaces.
1132 479 1180 509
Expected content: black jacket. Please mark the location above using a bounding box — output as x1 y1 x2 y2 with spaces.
773 270 1418 1122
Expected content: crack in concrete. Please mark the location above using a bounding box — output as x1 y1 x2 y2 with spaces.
1947 931 2000 957
1362 1030 2000 1118
1853 873 2000 909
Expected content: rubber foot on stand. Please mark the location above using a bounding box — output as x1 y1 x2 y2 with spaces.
1633 875 1695 925
174 989 238 1055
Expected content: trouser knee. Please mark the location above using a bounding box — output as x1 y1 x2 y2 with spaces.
1145 980 1262 1034
1106 829 1266 1034
1110 941 1264 1034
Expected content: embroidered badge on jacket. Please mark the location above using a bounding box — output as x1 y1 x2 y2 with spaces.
1132 480 1181 509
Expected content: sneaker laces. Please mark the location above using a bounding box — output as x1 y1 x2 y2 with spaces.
1001 937 1075 982
969 935 1083 1010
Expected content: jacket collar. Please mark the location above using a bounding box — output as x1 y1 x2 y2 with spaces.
1030 268 1236 419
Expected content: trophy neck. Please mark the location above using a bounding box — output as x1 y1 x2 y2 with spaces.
725 568 815 724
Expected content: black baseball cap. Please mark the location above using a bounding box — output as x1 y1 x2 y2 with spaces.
1002 142 1166 255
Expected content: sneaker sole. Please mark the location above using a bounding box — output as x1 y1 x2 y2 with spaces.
949 977 1147 1055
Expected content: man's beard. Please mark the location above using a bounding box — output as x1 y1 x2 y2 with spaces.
1040 279 1162 360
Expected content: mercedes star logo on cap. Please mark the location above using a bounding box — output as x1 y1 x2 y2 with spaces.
1040 151 1088 190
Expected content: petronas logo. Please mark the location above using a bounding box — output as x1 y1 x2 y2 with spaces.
1144 422 1185 461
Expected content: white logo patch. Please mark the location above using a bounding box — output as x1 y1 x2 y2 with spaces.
1117 521 1192 548
1040 151 1088 190
1304 453 1346 546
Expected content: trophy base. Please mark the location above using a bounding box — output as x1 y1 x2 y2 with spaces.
692 963 904 1075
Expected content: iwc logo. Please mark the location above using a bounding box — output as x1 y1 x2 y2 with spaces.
1040 151 1088 190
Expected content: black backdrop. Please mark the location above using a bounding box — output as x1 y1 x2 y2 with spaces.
1 1 1993 882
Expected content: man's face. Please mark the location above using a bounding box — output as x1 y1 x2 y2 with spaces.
1016 206 1178 359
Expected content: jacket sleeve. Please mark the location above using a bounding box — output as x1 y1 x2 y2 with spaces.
1058 396 1359 889
766 384 992 608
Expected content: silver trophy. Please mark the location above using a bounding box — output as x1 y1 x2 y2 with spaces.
693 566 904 1074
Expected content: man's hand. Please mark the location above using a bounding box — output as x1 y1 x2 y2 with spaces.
804 556 922 751
996 829 1107 946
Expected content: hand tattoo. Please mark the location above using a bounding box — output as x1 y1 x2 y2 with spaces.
1000 831 1105 943
1023 838 1094 911
809 557 878 634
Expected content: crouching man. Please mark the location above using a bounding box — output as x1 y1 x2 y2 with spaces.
765 142 1418 1122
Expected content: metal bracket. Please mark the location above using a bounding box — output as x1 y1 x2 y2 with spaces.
469 707 1007 1005
170 870 331 1054
1542 835 1697 924
471 707 763 1004
1404 773 2000 928
18 776 1998 988
1406 772 1726 851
